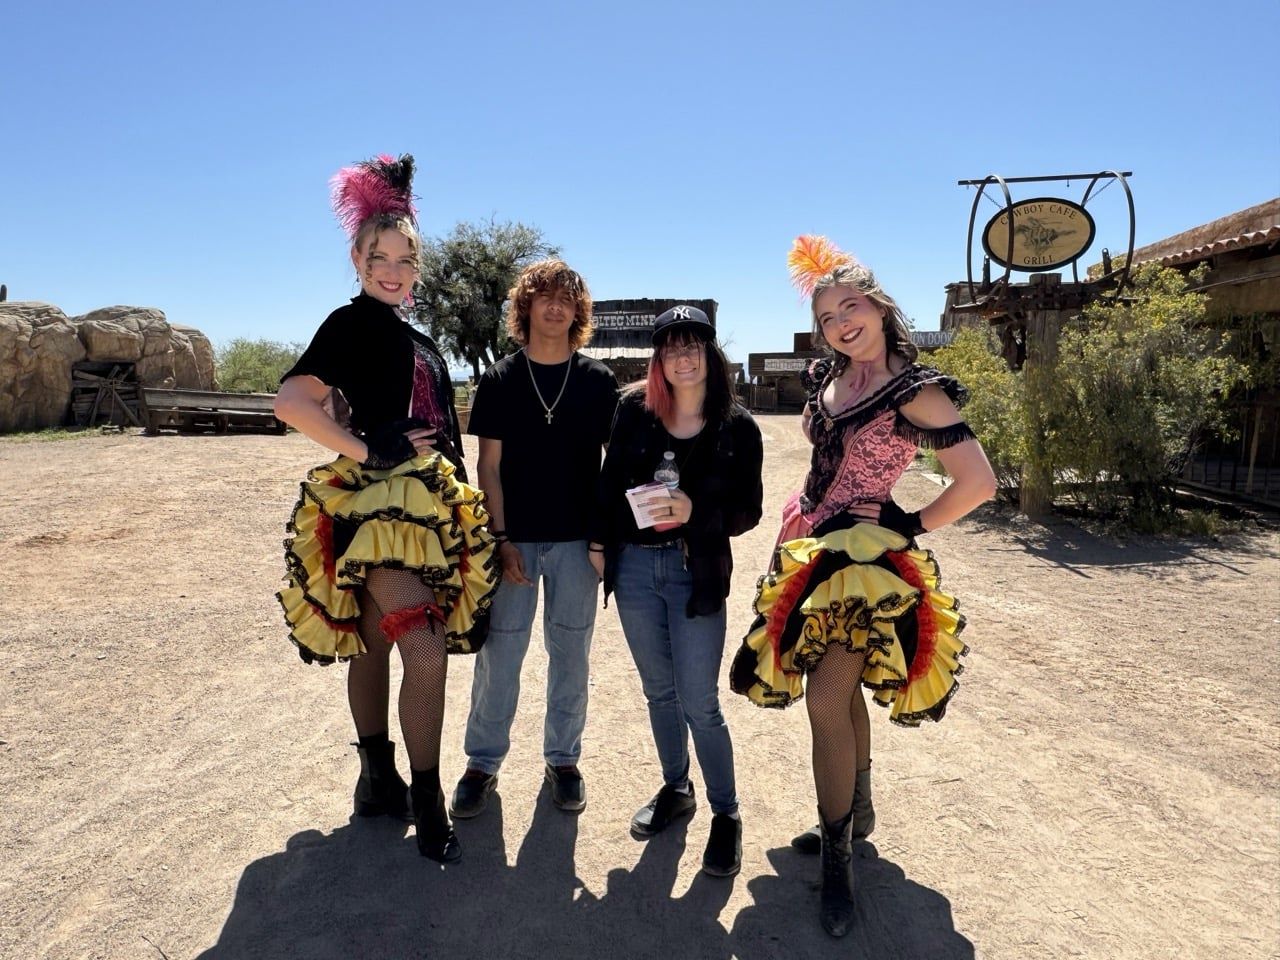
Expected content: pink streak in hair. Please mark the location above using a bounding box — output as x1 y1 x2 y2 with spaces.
643 355 674 422
330 157 415 242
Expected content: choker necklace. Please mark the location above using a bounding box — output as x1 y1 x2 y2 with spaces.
524 349 572 425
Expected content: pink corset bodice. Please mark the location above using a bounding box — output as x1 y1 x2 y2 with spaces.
792 363 971 534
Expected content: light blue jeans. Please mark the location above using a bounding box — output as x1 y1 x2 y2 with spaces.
463 540 599 773
614 543 739 815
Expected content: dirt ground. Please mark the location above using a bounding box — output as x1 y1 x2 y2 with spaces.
2 417 1277 960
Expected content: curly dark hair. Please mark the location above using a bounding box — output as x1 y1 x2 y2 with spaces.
504 259 594 350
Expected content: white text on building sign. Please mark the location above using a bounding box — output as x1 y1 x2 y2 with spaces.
910 331 954 348
594 313 656 330
763 358 810 372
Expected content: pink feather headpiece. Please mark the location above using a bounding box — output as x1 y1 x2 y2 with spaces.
329 154 417 242
787 234 854 299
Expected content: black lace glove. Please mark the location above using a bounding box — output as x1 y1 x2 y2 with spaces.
361 422 419 470
878 498 926 540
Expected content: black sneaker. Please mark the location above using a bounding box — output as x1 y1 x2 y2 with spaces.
702 813 742 877
545 763 586 812
630 783 697 838
450 769 498 819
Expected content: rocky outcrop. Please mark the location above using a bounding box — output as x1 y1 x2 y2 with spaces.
173 325 217 390
0 302 87 432
0 302 217 432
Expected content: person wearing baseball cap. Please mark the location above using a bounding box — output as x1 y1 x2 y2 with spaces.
590 303 764 878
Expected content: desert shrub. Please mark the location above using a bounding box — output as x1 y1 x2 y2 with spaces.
1044 263 1248 526
215 339 304 394
928 327 1027 500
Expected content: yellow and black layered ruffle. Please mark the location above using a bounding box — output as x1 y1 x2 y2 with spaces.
277 453 499 664
729 524 967 726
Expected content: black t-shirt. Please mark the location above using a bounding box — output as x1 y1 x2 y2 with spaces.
282 293 465 470
594 391 764 616
468 351 618 542
632 431 704 546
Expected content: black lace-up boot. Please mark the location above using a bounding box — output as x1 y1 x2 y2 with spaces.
411 767 461 863
353 739 411 820
819 808 855 937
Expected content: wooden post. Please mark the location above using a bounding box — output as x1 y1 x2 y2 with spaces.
1020 275 1063 518
1246 403 1262 494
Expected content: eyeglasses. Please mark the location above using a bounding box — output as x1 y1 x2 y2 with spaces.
660 343 703 362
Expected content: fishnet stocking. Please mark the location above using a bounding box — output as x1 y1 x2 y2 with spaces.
348 601 391 737
805 643 867 822
851 685 871 773
349 567 449 772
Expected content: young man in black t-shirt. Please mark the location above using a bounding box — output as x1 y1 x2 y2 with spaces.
452 259 618 817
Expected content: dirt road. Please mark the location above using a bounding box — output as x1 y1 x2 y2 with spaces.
2 418 1276 959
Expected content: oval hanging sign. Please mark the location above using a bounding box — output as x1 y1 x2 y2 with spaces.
982 197 1096 272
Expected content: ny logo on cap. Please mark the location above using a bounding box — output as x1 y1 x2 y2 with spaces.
671 306 692 320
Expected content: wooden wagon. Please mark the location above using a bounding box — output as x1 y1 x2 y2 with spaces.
141 387 286 435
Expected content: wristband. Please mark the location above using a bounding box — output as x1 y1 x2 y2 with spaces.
878 499 926 540
587 545 605 553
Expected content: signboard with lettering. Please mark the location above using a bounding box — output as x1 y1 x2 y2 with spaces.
910 330 954 349
982 198 1096 272
591 299 718 350
594 311 656 331
762 357 810 372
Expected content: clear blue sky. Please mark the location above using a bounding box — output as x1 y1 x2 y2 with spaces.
4 0 1278 371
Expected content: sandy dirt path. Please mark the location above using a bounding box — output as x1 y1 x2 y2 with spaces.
1 417 1276 960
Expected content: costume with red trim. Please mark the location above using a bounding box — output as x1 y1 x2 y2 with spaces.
728 359 973 725
276 155 498 664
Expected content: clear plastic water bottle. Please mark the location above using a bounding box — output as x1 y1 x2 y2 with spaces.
654 451 680 490
653 451 680 532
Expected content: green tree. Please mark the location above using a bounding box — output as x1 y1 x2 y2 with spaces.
411 219 558 378
928 328 1028 500
1045 263 1248 525
214 338 304 393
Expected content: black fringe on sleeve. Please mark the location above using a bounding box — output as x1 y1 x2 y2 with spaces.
893 415 977 450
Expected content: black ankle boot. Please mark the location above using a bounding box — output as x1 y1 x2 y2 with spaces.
851 765 876 841
411 770 461 863
353 740 411 820
819 808 855 937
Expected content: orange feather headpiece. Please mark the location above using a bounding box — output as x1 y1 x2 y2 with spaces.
787 234 853 299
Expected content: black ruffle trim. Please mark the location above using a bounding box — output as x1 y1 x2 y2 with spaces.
278 455 501 663
895 367 970 410
801 357 832 396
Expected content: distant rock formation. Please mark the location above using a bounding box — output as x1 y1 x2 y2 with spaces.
0 302 217 432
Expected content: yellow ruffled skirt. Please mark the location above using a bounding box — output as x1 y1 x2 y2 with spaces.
729 524 967 726
277 453 499 664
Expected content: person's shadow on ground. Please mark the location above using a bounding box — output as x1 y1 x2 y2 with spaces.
731 842 974 960
199 797 970 959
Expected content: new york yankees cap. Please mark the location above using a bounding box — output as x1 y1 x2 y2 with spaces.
651 304 714 345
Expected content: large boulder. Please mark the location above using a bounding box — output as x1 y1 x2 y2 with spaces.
73 306 172 385
172 324 216 390
0 302 218 432
0 302 86 431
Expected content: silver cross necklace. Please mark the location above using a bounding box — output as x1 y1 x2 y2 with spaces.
524 349 573 425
